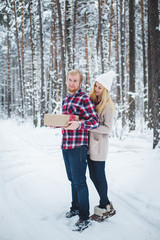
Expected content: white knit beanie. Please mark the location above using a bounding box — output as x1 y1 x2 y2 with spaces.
95 70 116 91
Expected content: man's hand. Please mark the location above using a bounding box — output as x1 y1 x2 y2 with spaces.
65 121 79 130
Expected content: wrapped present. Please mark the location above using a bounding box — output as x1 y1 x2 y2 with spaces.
44 114 79 127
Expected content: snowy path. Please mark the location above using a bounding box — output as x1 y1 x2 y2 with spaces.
0 120 160 240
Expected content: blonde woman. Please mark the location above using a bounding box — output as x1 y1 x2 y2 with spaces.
88 71 116 222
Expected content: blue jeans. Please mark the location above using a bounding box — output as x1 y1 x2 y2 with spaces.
87 155 110 208
62 145 89 220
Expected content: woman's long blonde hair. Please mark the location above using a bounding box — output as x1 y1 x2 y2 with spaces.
90 82 115 115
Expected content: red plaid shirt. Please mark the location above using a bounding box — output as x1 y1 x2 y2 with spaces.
62 88 100 149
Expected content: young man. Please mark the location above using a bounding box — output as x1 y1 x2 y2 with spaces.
62 69 99 231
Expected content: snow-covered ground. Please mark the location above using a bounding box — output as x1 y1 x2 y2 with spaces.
0 119 160 240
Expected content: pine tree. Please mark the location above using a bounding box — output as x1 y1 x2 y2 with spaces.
29 0 38 127
56 0 67 99
129 0 136 130
13 0 24 118
7 10 11 118
38 0 45 127
148 0 160 148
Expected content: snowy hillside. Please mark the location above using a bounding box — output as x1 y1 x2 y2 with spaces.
0 119 160 240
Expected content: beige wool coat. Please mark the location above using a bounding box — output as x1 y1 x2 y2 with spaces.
88 103 114 161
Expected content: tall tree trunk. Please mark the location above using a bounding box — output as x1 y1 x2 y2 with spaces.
13 0 24 118
115 0 120 108
38 0 45 127
129 0 136 130
47 0 58 112
46 2 54 113
140 0 148 122
108 0 113 67
97 0 101 55
7 13 11 118
97 0 104 73
56 0 66 99
29 0 38 127
0 56 5 112
100 0 104 73
84 12 90 93
52 3 59 111
120 0 126 128
148 0 160 148
12 58 16 113
28 0 33 115
72 0 77 68
87 0 97 81
65 0 72 71
21 0 25 116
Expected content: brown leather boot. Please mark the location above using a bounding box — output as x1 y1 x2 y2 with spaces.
91 206 105 222
91 203 116 222
103 203 116 219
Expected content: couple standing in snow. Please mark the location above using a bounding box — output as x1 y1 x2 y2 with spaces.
60 69 116 231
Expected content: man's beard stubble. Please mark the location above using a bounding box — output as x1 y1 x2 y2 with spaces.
68 86 80 94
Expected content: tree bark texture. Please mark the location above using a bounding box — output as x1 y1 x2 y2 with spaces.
56 0 67 99
7 13 11 118
29 0 38 127
148 0 160 148
38 0 45 127
13 0 24 118
140 0 148 122
129 0 136 130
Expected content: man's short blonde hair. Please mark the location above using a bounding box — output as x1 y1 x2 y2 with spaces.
67 69 83 83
